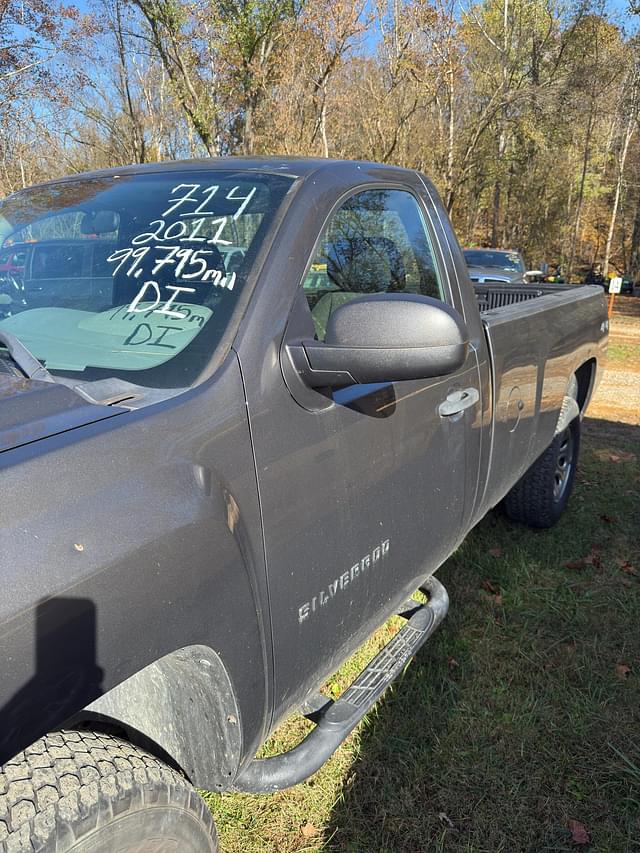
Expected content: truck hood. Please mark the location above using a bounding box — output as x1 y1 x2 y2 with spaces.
0 372 125 453
467 266 525 284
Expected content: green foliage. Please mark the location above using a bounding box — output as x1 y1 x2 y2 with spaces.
216 0 299 54
136 0 187 29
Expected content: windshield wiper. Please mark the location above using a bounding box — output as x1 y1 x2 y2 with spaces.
0 330 55 384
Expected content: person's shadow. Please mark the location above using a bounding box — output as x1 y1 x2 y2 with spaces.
0 597 103 765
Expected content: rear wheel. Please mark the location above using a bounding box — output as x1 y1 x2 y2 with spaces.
0 729 218 852
504 417 580 528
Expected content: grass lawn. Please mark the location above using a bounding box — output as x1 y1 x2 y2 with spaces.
204 365 640 852
606 342 640 366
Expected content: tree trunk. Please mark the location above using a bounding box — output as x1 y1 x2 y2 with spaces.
491 0 509 247
491 178 501 246
319 89 329 158
445 66 455 212
603 115 634 277
243 97 254 154
630 186 640 281
133 1 215 156
567 102 594 282
113 0 146 163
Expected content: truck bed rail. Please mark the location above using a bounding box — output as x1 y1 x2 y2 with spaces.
474 284 546 312
473 282 589 313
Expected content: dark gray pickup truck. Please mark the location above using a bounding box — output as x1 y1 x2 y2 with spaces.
0 158 607 851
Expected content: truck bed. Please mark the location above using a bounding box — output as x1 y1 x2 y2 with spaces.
474 282 607 519
474 282 581 313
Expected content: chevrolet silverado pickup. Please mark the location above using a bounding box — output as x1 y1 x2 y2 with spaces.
0 157 607 852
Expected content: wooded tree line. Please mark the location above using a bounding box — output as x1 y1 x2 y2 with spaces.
1 0 639 278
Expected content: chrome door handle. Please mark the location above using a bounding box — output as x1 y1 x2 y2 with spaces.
438 387 480 417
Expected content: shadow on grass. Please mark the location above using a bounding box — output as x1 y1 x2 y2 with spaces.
325 416 640 853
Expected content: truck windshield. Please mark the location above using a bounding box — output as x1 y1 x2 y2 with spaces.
0 170 293 389
463 249 524 273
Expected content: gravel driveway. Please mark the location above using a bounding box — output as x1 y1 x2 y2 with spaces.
586 296 640 426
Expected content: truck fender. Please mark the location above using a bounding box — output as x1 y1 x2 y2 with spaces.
78 644 242 792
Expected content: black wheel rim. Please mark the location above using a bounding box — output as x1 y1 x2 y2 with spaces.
553 427 574 503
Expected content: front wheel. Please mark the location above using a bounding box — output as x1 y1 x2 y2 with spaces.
0 729 218 852
504 417 580 528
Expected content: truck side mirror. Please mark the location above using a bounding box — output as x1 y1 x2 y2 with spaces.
286 293 469 389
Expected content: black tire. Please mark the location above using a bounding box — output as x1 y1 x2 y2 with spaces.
504 417 580 528
0 729 218 852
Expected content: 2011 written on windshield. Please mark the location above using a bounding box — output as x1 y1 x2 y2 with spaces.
106 183 256 323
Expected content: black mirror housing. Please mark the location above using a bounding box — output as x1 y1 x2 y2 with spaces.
288 293 469 389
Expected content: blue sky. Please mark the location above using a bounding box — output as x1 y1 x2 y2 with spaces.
65 0 637 47
70 0 635 20
607 0 637 25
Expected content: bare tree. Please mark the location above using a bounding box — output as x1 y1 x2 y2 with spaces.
603 53 639 275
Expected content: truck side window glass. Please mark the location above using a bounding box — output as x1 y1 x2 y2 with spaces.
303 189 443 341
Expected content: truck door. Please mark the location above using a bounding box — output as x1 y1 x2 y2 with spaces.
243 187 482 719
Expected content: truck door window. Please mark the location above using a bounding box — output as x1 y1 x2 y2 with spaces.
303 189 443 341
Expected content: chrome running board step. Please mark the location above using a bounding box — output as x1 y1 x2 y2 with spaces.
233 575 449 793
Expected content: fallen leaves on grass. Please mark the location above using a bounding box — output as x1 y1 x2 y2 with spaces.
617 559 638 576
300 822 318 838
593 448 637 464
564 547 602 571
615 663 631 680
568 819 590 845
488 547 504 558
438 812 455 829
565 559 587 571
481 579 503 605
600 514 617 524
586 550 602 568
447 656 459 670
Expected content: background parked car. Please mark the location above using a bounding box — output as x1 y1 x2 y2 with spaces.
617 275 634 294
0 247 25 277
463 248 543 284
